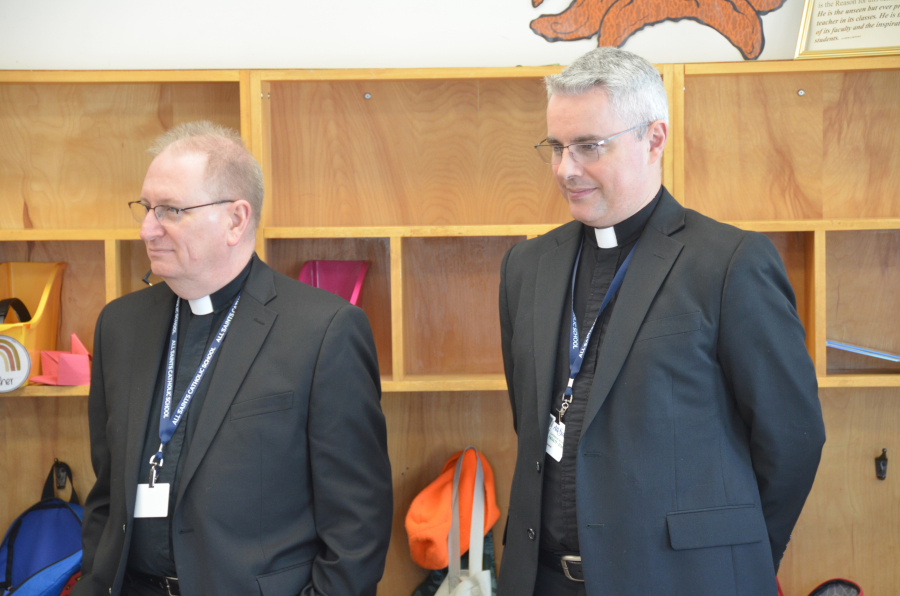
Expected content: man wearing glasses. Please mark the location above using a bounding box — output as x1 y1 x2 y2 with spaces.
498 48 825 596
74 122 392 596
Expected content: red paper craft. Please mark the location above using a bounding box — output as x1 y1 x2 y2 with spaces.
30 333 92 386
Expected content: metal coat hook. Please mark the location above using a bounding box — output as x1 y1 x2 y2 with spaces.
54 458 67 489
875 449 888 480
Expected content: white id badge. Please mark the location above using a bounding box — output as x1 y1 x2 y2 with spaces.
546 414 565 462
134 483 171 518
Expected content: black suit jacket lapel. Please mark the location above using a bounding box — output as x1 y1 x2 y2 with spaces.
175 258 277 506
582 191 686 432
124 287 177 515
533 222 582 441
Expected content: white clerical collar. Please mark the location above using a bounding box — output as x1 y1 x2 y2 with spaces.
188 295 214 315
594 226 618 249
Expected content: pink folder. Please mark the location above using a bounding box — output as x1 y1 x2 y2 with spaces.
298 260 369 305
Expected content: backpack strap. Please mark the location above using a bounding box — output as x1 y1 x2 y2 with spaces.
0 298 31 324
42 460 80 505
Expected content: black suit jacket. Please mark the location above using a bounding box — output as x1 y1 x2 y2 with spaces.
498 190 825 596
74 257 392 596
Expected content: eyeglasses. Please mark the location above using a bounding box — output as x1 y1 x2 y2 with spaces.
128 200 235 225
534 122 651 165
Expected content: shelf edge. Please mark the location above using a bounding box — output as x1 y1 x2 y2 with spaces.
8 375 899 396
0 70 243 83
818 375 900 388
1 385 90 398
0 229 142 241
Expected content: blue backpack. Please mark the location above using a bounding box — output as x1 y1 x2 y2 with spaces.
0 461 83 596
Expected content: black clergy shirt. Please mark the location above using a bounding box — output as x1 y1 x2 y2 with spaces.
539 188 662 554
128 257 253 577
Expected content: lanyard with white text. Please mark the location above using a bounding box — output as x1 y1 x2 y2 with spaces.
148 293 241 486
559 241 637 423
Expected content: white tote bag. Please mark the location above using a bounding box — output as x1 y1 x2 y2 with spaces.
435 447 493 596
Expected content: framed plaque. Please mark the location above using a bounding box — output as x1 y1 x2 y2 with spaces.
796 0 900 58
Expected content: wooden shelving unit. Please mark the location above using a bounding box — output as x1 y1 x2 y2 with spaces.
1 56 898 595
680 57 900 596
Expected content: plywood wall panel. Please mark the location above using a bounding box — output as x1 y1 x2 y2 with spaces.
0 395 94 534
267 80 566 227
778 387 900 596
826 230 900 374
119 239 158 297
265 238 393 377
0 240 105 352
473 79 568 225
403 236 522 375
822 71 900 219
0 83 240 230
684 74 823 221
379 391 516 596
764 232 812 355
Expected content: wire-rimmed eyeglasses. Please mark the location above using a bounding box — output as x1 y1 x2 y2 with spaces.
534 122 651 165
128 200 236 225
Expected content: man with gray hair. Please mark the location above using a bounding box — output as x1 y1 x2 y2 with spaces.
498 48 824 595
75 121 392 596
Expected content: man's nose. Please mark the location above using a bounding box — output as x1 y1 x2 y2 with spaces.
555 147 583 178
139 207 164 241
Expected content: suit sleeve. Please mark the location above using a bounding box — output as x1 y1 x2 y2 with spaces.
302 304 392 596
72 309 112 596
717 232 826 572
499 245 518 434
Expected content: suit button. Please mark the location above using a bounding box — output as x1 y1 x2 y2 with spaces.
536 461 541 472
527 528 536 540
123 524 126 533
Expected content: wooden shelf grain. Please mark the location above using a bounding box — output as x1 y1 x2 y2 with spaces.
256 66 565 82
263 219 900 240
818 375 900 388
0 229 141 241
8 374 900 397
1 219 898 244
685 56 900 75
1 385 89 398
0 70 242 83
382 374 508 393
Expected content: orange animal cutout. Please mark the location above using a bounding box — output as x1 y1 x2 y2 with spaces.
531 0 786 60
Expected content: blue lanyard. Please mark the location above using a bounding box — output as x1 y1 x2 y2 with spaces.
559 240 637 422
149 293 241 485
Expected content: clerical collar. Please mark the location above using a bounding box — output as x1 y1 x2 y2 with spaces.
188 296 214 315
594 227 617 248
184 256 254 315
583 186 663 249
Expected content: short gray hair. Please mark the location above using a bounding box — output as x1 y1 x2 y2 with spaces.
149 121 264 229
546 47 668 138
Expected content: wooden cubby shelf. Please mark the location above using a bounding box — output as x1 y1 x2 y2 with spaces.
381 374 508 393
7 372 898 399
3 386 90 397
2 56 899 594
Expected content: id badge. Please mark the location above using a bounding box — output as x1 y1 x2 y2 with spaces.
134 483 170 518
546 414 565 462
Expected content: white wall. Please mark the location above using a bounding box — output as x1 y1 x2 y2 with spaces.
0 0 806 70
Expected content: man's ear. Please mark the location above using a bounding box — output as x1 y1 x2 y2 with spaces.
225 200 253 247
646 120 668 165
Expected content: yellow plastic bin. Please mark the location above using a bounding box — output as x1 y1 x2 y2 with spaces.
0 262 66 377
